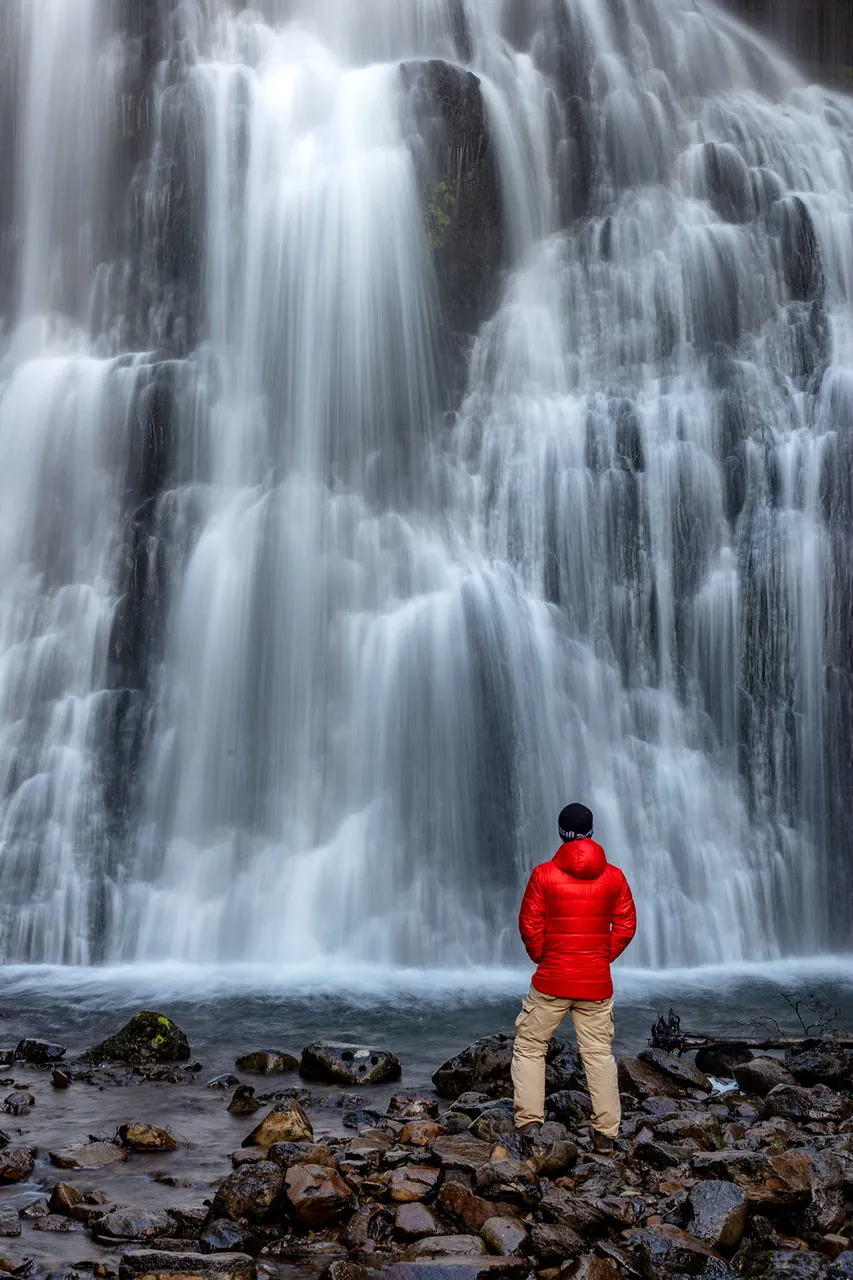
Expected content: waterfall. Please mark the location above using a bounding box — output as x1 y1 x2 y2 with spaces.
1 0 852 969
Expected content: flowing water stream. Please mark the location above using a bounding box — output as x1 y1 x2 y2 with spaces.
1 0 853 971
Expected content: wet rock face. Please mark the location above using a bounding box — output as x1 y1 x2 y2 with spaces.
118 1250 256 1280
434 1034 564 1100
399 59 504 339
14 1038 66 1064
49 1141 128 1171
82 1011 191 1065
629 1223 737 1277
784 1041 853 1089
300 1043 402 1087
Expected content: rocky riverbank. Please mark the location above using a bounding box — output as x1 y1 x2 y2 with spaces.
1 1013 852 1280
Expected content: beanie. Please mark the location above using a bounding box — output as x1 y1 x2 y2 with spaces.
558 803 594 842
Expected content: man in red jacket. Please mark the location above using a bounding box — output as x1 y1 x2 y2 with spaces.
511 803 637 1153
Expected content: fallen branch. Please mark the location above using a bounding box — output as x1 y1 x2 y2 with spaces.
650 1009 853 1057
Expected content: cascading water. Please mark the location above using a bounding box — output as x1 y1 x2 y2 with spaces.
1 0 852 970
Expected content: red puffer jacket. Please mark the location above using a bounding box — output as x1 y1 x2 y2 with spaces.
518 838 637 1000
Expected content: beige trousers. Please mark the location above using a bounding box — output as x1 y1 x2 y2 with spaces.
511 984 621 1139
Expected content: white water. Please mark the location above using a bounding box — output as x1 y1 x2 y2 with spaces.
1 0 853 970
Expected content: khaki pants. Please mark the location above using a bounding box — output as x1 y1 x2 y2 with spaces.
511 984 620 1139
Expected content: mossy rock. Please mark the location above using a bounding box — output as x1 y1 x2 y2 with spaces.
81 1011 190 1065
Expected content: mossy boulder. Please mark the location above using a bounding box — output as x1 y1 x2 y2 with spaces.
81 1012 190 1066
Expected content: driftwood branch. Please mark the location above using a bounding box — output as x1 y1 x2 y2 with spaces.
649 1008 853 1056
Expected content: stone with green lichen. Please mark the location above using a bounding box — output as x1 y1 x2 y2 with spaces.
81 1011 191 1066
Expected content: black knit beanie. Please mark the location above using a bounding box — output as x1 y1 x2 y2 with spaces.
558 803 594 842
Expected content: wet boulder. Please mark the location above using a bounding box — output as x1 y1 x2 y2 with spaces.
529 1223 584 1263
692 1149 813 1209
481 1217 527 1257
119 1122 178 1152
284 1163 354 1227
390 1165 442 1202
733 1056 796 1098
435 1035 559 1100
210 1160 285 1225
82 1011 190 1065
628 1224 737 1277
437 1182 518 1234
539 1186 606 1235
267 1141 339 1171
617 1057 682 1100
388 1094 440 1121
570 1259 622 1280
228 1085 260 1116
639 1048 712 1093
242 1099 313 1146
399 59 504 337
695 1045 754 1079
48 1183 82 1213
0 1146 34 1182
405 1235 488 1259
742 1252 837 1279
3 1091 34 1116
14 1038 66 1065
474 1159 540 1208
199 1220 246 1254
764 1083 851 1124
0 1208 20 1238
546 1088 592 1125
688 1181 748 1253
207 1074 240 1090
396 1202 443 1240
399 1120 447 1146
432 1134 493 1174
50 1141 127 1170
784 1041 853 1089
118 1251 256 1280
235 1050 299 1075
468 1100 516 1143
95 1208 174 1243
300 1043 401 1087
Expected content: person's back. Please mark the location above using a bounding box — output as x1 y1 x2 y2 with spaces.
511 803 637 1152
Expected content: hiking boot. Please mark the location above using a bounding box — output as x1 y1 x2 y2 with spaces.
592 1130 615 1155
517 1121 543 1140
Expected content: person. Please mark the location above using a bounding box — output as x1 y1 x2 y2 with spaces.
511 802 637 1154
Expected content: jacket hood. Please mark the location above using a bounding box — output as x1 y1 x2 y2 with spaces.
553 837 607 880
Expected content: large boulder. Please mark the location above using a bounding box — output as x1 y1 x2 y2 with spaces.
617 1057 682 1100
638 1048 712 1092
82 1012 190 1065
529 1223 584 1263
399 59 504 338
242 1099 313 1147
481 1218 528 1257
118 1123 178 1152
437 1183 517 1234
390 1165 442 1203
764 1083 851 1124
628 1224 737 1277
299 1043 401 1087
784 1041 853 1089
688 1181 748 1253
210 1161 284 1225
50 1141 127 1170
434 1035 560 1100
15 1038 66 1064
284 1163 354 1227
0 1148 34 1184
95 1209 174 1243
733 1056 796 1098
692 1149 813 1209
